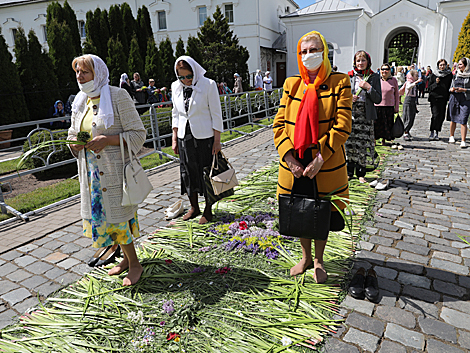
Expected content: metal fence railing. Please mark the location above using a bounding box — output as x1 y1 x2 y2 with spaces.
0 88 282 223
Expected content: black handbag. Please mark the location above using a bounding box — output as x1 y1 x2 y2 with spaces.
203 152 235 205
279 177 331 240
392 114 405 139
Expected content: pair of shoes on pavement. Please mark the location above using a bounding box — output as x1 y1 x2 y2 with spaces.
348 267 379 302
369 179 389 190
403 133 412 141
165 200 185 220
429 132 440 141
391 143 404 150
449 136 467 148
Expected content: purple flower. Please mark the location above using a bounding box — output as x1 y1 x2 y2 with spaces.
162 300 175 315
191 267 205 273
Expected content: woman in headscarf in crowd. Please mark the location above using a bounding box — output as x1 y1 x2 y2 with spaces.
448 57 470 148
427 59 453 140
254 70 263 90
120 73 133 98
233 73 243 93
402 70 422 141
171 56 224 224
273 30 352 283
375 63 399 147
263 71 273 91
346 51 382 183
68 55 147 286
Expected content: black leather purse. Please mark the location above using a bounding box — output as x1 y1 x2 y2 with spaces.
279 177 331 240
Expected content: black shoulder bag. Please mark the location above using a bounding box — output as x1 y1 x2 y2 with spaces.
279 176 331 240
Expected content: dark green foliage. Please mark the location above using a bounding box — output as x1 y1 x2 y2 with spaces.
77 131 91 143
128 35 144 81
108 5 128 54
186 35 203 64
388 47 415 66
145 40 163 86
121 3 136 53
159 37 175 87
175 37 185 58
197 6 249 89
107 38 128 86
46 2 79 101
22 130 76 175
15 29 59 120
0 28 30 126
137 6 152 61
99 10 111 59
453 11 470 62
83 9 99 55
63 0 82 56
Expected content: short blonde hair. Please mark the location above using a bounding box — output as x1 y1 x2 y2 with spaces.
301 33 323 49
409 69 418 77
72 55 95 76
397 66 403 73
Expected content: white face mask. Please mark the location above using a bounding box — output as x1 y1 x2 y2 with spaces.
302 52 324 71
78 80 101 97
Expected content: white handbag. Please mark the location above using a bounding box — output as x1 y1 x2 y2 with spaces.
120 132 153 206
209 152 239 195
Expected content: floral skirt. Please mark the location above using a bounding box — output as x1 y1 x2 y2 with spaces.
82 150 139 248
345 102 376 166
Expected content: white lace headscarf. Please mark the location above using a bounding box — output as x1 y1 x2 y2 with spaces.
120 73 128 85
456 58 470 78
72 55 114 129
173 55 206 96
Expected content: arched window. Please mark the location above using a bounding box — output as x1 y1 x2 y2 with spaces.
327 43 334 66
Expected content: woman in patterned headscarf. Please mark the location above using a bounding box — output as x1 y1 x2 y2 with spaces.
68 54 146 286
346 51 382 183
273 30 352 283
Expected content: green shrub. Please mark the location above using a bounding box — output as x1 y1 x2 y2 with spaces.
22 129 76 175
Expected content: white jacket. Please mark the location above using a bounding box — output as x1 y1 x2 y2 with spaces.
171 76 224 139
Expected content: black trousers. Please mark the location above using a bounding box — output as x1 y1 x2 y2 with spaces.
347 162 366 178
429 98 447 132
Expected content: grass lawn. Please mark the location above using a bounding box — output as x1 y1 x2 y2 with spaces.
0 119 274 221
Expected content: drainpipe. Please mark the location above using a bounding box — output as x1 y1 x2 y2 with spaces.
257 0 261 70
353 9 365 56
436 2 448 60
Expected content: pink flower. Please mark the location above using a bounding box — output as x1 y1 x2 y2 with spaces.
239 221 248 230
166 332 180 341
165 259 172 264
215 267 232 274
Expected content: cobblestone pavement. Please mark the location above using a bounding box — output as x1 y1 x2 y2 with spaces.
0 127 279 329
324 98 470 352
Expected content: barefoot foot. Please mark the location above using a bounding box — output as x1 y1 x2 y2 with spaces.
108 257 129 276
358 177 367 184
313 259 327 284
123 264 143 286
290 257 313 276
183 207 201 221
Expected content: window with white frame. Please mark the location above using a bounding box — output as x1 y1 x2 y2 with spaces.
328 43 334 66
158 11 167 30
198 6 207 26
11 28 18 43
78 20 86 38
224 4 234 23
42 26 48 42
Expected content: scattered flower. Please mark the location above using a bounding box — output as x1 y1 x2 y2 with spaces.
235 310 243 317
215 267 232 274
165 259 173 264
127 310 144 324
162 300 175 315
159 321 166 326
209 281 213 285
239 221 248 230
281 336 293 346
191 267 205 273
177 283 183 288
166 332 180 341
175 336 180 343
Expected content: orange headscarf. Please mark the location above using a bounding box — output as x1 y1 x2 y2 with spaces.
294 31 332 159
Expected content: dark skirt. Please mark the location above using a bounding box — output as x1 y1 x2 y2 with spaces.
448 93 470 125
345 101 376 166
291 148 345 232
178 124 214 197
374 106 395 140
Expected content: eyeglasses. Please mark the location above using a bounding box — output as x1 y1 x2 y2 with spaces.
178 74 194 81
298 47 323 55
381 68 390 71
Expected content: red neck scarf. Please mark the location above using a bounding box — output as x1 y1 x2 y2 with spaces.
348 51 373 78
293 31 332 159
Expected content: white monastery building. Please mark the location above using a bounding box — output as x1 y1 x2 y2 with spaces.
1 0 469 87
282 0 470 77
0 0 298 87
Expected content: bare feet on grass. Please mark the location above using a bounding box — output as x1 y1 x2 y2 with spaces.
108 257 129 276
290 257 313 276
313 259 327 284
123 264 143 286
183 207 200 221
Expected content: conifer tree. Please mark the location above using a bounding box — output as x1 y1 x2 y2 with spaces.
121 3 136 53
145 39 163 86
186 35 203 64
137 6 153 61
453 10 470 62
175 37 185 58
107 38 128 86
63 0 82 55
83 9 99 54
99 10 110 59
197 6 249 89
0 28 30 125
128 35 144 81
109 5 128 54
159 37 175 87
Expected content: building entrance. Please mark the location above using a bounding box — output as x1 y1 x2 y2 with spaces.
384 27 419 67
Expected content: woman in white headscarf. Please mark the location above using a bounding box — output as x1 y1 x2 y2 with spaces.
263 71 273 91
68 54 146 286
119 73 133 98
254 69 263 90
171 56 223 224
448 57 470 148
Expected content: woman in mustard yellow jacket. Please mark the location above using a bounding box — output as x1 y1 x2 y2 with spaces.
273 31 352 283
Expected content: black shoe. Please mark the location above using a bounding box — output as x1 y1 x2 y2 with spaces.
365 269 380 302
95 245 121 267
348 267 366 299
88 246 112 267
